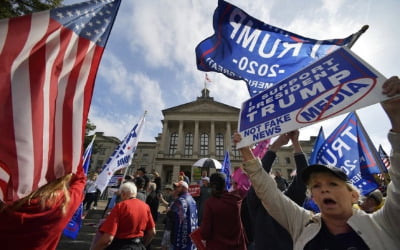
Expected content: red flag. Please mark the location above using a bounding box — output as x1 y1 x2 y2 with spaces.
205 73 211 83
189 228 206 250
0 0 121 203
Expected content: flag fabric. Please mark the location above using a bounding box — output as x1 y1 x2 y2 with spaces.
95 114 146 194
378 145 391 171
308 127 325 164
314 112 383 195
0 0 121 203
251 138 271 159
62 203 84 239
196 0 361 97
82 135 96 174
62 135 96 239
221 151 231 190
204 73 212 89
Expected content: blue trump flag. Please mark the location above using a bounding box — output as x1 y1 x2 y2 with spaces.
82 135 96 173
221 151 231 190
315 112 385 195
309 127 325 165
196 0 365 97
63 135 96 239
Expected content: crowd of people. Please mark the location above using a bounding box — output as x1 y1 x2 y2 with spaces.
1 76 399 250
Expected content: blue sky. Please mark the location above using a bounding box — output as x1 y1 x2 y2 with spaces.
65 0 399 152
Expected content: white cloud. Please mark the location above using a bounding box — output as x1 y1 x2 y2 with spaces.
60 0 399 151
97 52 136 103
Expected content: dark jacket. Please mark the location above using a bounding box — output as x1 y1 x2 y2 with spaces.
146 190 159 222
200 190 247 250
197 185 211 225
247 150 307 250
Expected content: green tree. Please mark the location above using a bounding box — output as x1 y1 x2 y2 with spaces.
84 118 97 149
0 0 63 19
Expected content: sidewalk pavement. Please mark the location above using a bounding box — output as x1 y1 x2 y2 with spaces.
57 200 165 250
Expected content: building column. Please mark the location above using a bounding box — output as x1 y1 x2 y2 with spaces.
160 120 168 155
210 121 215 157
193 121 199 158
176 120 184 157
225 122 232 154
172 165 181 183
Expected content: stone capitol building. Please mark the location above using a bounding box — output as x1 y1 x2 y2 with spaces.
89 87 316 188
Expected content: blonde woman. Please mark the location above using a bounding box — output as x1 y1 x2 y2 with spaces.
233 76 400 249
0 165 86 249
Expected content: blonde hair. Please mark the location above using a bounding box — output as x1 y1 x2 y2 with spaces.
306 172 360 199
148 182 157 191
2 174 73 215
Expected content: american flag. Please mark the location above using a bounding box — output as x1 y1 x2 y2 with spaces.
0 0 121 203
379 145 391 170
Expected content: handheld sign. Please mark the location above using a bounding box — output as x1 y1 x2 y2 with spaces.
189 184 201 197
237 47 389 148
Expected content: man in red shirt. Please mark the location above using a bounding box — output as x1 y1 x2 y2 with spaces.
93 181 156 250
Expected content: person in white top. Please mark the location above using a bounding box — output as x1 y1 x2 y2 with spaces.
83 172 98 211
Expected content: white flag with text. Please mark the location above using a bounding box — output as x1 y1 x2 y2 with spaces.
96 114 145 193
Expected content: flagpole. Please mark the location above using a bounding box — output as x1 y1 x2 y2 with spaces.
346 25 369 49
122 110 147 180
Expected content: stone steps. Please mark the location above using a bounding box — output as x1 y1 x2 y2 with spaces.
57 200 166 250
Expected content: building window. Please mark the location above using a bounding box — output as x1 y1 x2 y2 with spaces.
98 146 106 155
143 153 149 162
232 144 240 160
231 133 240 160
184 132 193 156
285 157 291 164
200 133 209 156
216 133 224 157
169 132 178 155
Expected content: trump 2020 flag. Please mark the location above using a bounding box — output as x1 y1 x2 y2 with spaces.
221 151 231 190
196 0 362 97
0 0 121 203
315 112 384 195
63 135 96 239
62 203 84 239
309 127 325 165
96 113 146 193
